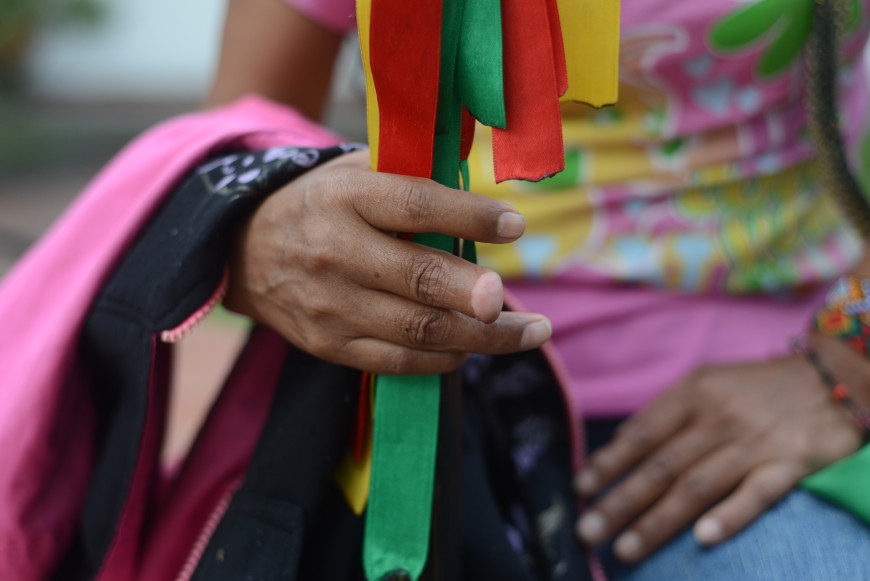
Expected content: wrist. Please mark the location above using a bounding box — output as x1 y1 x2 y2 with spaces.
806 270 870 416
805 331 870 433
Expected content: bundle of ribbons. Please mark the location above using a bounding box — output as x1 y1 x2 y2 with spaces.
351 0 621 578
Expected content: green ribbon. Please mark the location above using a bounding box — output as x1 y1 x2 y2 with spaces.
801 442 870 525
457 0 506 129
363 0 497 578
364 374 442 580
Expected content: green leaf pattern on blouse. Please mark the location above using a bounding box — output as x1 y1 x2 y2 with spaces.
709 0 859 79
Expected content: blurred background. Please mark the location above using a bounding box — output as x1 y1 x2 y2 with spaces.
0 0 365 460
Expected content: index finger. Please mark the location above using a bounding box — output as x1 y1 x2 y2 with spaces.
575 389 690 497
340 165 526 244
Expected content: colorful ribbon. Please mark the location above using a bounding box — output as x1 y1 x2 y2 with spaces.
356 1 620 579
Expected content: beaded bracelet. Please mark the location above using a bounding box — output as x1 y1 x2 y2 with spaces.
792 334 870 432
813 276 870 358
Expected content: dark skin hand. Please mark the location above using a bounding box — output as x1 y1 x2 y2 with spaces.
224 150 552 375
574 331 869 563
211 2 552 374
212 0 868 559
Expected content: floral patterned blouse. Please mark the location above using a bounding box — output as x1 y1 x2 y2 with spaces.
471 0 869 296
287 0 870 415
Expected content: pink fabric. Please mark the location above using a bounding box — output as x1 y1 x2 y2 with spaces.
507 280 828 417
96 339 170 581
284 0 357 34
0 95 341 580
138 327 289 581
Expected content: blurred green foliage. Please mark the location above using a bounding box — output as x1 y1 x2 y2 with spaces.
0 0 106 92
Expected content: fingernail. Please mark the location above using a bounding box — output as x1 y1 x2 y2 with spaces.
497 212 526 239
520 318 552 349
575 468 600 496
694 518 723 546
470 271 503 321
576 511 607 544
614 531 644 562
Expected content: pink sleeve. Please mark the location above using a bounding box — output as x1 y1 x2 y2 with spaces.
285 0 357 34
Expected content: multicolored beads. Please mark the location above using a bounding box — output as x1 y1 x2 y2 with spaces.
814 276 870 358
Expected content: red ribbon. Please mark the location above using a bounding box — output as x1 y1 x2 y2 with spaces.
370 0 444 178
491 0 565 183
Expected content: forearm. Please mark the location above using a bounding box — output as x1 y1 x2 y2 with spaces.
205 0 343 120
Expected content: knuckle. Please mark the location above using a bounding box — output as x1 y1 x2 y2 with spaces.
300 244 335 273
402 310 450 347
676 472 715 504
407 254 452 304
301 294 334 323
401 181 438 225
643 454 676 484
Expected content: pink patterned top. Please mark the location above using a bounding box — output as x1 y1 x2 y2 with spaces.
285 0 870 417
287 0 357 34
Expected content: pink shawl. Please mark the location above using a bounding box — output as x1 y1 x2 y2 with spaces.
0 95 341 579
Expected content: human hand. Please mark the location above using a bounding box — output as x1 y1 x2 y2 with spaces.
574 344 867 563
224 150 551 375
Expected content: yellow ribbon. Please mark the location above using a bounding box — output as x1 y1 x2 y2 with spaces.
558 0 621 107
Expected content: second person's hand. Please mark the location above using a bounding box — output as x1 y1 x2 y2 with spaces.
573 350 864 563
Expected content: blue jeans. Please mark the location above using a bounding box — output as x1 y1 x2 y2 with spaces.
600 489 870 580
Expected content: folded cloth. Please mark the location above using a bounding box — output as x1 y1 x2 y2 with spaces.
0 95 342 580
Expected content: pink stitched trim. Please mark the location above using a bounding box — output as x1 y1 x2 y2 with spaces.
160 270 229 343
174 482 239 581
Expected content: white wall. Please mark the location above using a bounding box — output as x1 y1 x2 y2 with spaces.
26 0 226 101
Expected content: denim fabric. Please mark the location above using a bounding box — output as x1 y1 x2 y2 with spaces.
600 485 870 580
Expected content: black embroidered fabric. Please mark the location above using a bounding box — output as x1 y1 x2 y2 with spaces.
462 351 592 581
62 140 592 581
56 143 359 581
